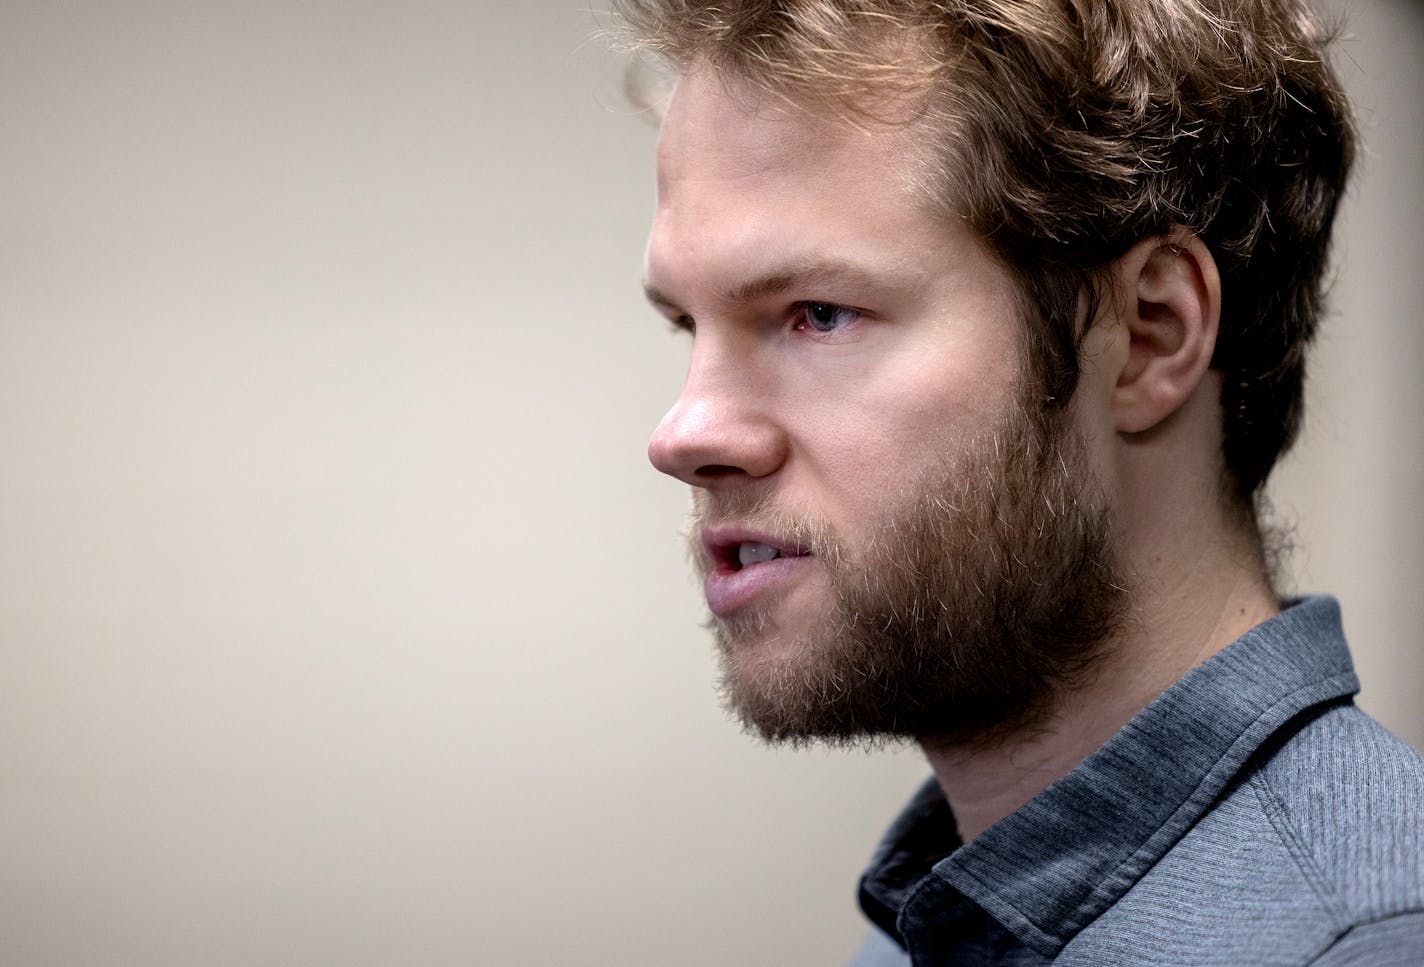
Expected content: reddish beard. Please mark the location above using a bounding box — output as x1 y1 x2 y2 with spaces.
687 401 1126 747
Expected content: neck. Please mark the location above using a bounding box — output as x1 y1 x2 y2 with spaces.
918 517 1278 843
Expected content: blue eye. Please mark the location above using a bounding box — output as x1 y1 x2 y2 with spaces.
798 302 858 333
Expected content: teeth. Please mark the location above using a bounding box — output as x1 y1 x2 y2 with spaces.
737 542 782 567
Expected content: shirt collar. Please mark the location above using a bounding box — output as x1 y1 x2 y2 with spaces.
860 595 1360 956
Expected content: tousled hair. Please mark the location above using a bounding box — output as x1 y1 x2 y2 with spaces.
614 0 1356 503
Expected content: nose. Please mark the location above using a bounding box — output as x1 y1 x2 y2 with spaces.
647 352 787 488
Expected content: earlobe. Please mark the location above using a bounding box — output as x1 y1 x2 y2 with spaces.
1110 231 1221 434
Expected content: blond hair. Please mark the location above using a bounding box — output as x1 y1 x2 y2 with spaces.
616 0 1356 501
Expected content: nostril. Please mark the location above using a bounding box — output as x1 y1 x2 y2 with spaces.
696 464 743 479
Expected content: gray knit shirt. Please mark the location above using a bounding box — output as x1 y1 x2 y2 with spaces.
852 596 1424 965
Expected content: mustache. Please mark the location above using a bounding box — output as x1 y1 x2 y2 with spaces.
683 489 841 565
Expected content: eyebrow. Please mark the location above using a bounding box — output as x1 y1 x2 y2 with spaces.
643 257 890 315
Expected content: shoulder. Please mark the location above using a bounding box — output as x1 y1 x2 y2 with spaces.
1251 701 1424 922
1060 701 1422 964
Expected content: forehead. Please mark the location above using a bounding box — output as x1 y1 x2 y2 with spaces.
654 66 925 203
647 67 954 297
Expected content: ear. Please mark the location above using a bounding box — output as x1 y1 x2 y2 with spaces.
1108 230 1221 434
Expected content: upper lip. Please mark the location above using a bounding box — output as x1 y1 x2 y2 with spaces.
700 524 811 570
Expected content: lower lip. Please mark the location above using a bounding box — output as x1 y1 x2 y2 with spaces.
704 555 812 618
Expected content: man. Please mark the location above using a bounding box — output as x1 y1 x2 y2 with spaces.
620 0 1424 963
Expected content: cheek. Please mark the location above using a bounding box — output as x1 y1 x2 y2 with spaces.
799 380 1010 520
851 356 1020 447
780 304 1027 518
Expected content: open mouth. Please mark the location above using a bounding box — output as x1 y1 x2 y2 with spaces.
711 538 810 572
700 530 814 615
735 541 785 568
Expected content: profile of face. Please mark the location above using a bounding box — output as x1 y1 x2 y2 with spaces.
644 68 1125 745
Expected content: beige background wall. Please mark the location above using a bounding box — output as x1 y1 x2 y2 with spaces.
0 2 1417 965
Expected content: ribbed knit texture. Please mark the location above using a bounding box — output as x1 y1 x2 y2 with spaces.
852 597 1424 966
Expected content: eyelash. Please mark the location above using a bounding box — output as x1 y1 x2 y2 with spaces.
664 302 862 338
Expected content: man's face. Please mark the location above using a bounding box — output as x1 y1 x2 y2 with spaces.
644 68 1124 743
